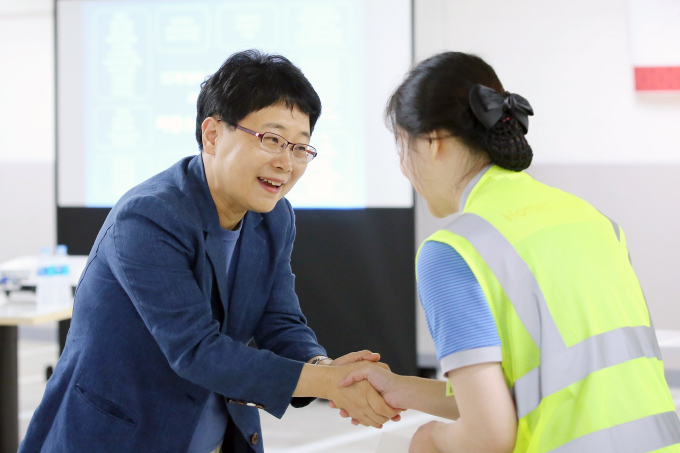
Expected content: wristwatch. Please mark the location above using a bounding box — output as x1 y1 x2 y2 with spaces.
310 356 331 365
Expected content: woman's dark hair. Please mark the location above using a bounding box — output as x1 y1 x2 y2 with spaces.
386 52 532 171
195 50 322 151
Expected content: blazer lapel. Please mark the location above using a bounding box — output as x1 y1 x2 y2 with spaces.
205 230 229 326
187 154 232 326
226 211 266 335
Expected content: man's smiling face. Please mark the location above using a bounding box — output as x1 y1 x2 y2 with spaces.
201 104 311 223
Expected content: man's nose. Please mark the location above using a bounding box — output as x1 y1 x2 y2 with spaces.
272 147 293 172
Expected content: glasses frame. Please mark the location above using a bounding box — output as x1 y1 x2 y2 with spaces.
217 119 317 163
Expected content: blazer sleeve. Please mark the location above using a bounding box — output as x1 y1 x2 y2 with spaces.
253 200 327 407
105 195 305 418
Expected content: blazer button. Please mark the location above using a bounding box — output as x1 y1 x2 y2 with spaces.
251 432 259 445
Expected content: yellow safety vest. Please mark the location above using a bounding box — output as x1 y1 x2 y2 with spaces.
418 165 680 453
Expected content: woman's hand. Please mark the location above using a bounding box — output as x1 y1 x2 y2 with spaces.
323 349 395 423
324 362 400 428
339 364 404 409
409 421 445 453
322 350 401 425
329 363 405 425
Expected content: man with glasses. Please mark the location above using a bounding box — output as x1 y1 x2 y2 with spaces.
20 50 398 453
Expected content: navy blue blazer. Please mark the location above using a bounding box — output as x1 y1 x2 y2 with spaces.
20 155 326 453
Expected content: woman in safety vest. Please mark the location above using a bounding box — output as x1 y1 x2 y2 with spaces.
334 52 680 453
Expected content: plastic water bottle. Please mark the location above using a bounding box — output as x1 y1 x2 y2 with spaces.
0 276 8 305
54 245 71 305
36 246 54 308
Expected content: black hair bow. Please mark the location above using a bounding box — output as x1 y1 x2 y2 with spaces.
469 84 534 133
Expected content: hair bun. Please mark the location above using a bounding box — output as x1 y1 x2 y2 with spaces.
477 116 533 171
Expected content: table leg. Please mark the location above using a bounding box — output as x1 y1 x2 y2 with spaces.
0 325 18 453
58 319 70 356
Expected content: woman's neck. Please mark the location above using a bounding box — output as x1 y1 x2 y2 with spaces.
450 159 491 213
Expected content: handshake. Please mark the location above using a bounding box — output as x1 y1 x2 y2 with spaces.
296 350 404 429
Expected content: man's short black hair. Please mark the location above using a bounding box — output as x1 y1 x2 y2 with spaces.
195 50 322 151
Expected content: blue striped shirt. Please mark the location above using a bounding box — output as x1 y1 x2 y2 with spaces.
417 241 502 374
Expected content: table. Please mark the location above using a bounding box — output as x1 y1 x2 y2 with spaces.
0 301 73 453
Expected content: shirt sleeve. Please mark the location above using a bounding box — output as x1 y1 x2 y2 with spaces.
417 241 502 375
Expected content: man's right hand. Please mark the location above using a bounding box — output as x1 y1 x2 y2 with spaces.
324 362 401 428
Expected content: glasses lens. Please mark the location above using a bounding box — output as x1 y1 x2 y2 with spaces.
305 146 317 162
260 133 316 162
261 133 287 153
291 145 310 161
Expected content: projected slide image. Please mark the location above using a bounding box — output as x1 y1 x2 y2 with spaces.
92 10 150 100
58 0 413 209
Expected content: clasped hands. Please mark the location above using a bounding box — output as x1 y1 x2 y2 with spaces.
322 350 403 429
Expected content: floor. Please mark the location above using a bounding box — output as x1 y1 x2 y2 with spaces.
15 324 680 453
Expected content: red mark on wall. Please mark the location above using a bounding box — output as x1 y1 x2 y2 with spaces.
635 67 680 91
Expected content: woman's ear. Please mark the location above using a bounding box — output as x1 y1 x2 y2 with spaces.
427 129 444 161
201 117 219 155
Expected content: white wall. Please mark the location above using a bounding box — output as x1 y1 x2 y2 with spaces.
414 0 680 366
0 0 55 263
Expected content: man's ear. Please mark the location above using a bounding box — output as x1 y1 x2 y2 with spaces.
202 117 219 155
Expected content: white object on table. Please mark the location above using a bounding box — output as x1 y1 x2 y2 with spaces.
0 254 85 324
0 254 88 289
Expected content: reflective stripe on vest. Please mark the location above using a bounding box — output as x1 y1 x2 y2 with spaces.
443 211 680 451
551 411 680 453
446 213 566 358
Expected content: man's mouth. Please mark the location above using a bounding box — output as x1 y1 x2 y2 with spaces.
258 177 284 188
257 177 286 194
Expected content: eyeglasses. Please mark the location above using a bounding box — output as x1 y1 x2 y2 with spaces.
217 120 317 163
